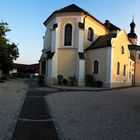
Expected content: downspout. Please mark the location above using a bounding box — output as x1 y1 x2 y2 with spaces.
83 14 87 29
83 14 87 53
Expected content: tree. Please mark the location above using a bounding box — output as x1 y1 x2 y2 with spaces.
0 21 19 74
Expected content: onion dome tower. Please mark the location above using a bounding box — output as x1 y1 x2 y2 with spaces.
128 17 138 45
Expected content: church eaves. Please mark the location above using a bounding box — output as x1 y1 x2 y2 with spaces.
43 4 119 32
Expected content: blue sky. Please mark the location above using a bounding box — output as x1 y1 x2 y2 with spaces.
0 0 140 64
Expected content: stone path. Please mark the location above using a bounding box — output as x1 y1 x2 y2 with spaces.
11 81 59 140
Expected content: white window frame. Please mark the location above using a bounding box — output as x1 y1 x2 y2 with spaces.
63 22 74 47
92 59 100 75
87 27 94 42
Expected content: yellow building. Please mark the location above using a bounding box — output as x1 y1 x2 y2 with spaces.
40 4 140 87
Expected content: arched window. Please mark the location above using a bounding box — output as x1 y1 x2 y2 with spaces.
93 60 99 74
123 65 126 76
117 62 120 75
41 60 46 75
87 27 94 42
64 23 72 46
121 46 124 54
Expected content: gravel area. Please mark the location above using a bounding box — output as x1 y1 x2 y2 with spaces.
46 87 140 140
0 79 28 140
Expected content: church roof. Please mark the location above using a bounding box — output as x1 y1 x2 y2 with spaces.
127 32 137 38
44 4 119 31
44 4 105 27
127 19 137 39
104 20 120 31
86 33 117 50
128 45 140 51
55 4 85 13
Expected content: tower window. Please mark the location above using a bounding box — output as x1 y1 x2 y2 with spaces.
64 23 72 46
121 46 124 54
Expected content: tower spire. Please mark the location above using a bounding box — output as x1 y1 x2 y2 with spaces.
127 16 137 44
132 15 135 22
130 16 136 33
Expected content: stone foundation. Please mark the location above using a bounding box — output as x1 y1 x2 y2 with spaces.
46 77 58 85
78 80 85 86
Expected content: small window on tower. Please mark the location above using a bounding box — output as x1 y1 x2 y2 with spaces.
117 62 120 75
121 46 124 54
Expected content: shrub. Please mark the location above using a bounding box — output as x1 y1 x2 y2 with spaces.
38 75 45 84
0 77 5 83
69 75 77 86
85 75 95 86
63 79 68 85
17 72 25 78
10 73 17 79
57 75 63 85
95 80 103 87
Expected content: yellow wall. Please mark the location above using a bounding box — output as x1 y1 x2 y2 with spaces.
128 49 140 85
111 30 133 84
86 30 135 87
135 51 140 85
58 14 109 49
135 62 140 84
83 16 109 49
86 47 108 81
56 17 79 79
57 48 78 78
59 17 78 48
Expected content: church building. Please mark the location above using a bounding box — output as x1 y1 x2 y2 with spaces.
39 4 140 87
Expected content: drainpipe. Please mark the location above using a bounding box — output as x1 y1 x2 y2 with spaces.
83 14 87 29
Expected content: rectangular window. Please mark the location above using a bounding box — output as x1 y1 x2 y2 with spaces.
117 62 120 75
123 65 126 76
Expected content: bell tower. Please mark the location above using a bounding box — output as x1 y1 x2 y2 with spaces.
127 17 138 45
